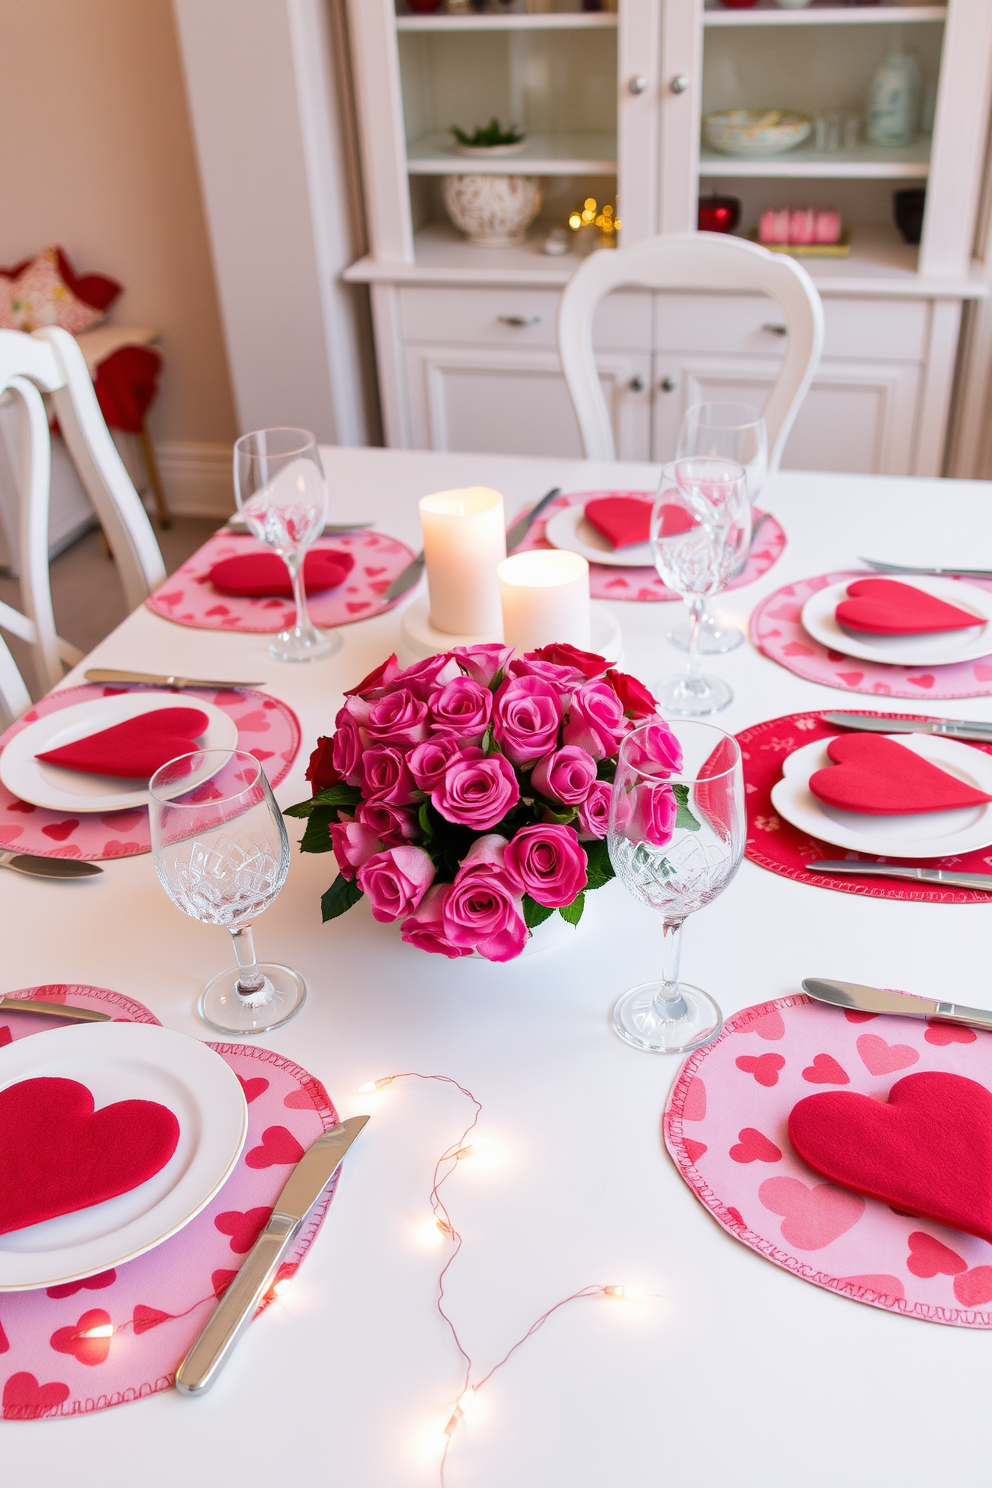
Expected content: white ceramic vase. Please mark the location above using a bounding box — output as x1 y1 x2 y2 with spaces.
443 173 545 247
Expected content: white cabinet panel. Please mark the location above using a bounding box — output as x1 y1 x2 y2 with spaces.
398 286 653 351
406 345 651 461
653 292 930 363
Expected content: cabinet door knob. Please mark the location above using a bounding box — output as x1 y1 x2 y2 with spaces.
628 375 645 392
670 74 689 95
660 376 678 393
762 323 788 337
628 75 649 96
498 314 541 328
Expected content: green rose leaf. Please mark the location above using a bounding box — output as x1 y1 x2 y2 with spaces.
522 894 555 929
558 891 585 926
285 782 362 818
583 837 615 891
321 874 363 922
299 808 338 854
672 782 701 832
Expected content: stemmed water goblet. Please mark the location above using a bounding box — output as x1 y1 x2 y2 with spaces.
670 402 768 656
234 426 339 663
608 719 746 1054
149 749 306 1035
651 456 750 716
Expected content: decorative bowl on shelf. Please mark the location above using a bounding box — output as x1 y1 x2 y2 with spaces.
702 109 813 159
455 140 529 158
443 174 545 247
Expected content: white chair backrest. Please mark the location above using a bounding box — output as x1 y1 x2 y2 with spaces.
0 326 166 693
557 231 825 467
0 629 31 724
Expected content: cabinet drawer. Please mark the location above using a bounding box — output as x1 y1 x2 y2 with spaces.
654 293 929 363
398 286 653 352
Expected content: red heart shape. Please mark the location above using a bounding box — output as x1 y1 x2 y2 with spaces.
836 578 981 635
237 1075 269 1104
802 1053 850 1085
906 1229 967 1277
840 1273 905 1301
209 549 354 597
759 1176 865 1250
750 1008 785 1041
41 819 79 842
808 733 992 815
0 1077 180 1234
37 707 209 780
584 495 654 549
856 1033 920 1075
729 1127 782 1164
789 1072 992 1243
907 674 936 689
925 1023 977 1045
953 1265 992 1307
47 1268 116 1300
215 1205 272 1253
736 1053 785 1087
683 1138 707 1163
8 799 35 813
133 1304 172 1335
2 1371 70 1420
50 1308 112 1366
244 1125 305 1169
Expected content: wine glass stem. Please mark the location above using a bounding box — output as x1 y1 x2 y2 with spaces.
230 923 266 998
687 599 704 680
654 919 687 1019
287 554 314 638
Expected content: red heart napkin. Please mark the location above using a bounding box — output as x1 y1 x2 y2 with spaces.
808 732 992 815
209 548 355 597
789 1071 992 1244
36 707 209 779
836 578 981 635
0 1075 180 1234
583 496 653 549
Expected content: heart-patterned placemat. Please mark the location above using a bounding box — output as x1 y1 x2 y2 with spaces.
0 983 338 1420
515 491 786 602
738 710 992 903
0 685 300 861
665 993 992 1328
751 571 992 698
146 530 417 633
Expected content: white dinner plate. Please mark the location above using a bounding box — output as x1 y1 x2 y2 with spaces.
801 575 992 667
0 1021 248 1290
544 504 654 568
0 692 239 812
770 732 992 859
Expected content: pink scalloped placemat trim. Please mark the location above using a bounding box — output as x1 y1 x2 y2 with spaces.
737 709 992 904
751 570 992 698
0 983 339 1419
665 993 992 1328
515 491 786 602
0 684 300 861
146 530 417 632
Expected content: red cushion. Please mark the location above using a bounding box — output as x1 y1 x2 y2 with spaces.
789 1071 992 1244
836 578 980 635
93 345 161 433
808 732 992 815
0 1076 180 1235
584 496 653 549
36 707 208 779
209 548 355 597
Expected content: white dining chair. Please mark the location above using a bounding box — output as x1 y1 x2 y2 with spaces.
0 629 31 724
557 231 825 466
0 326 166 694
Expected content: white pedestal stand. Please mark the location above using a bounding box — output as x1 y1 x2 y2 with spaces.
398 598 623 668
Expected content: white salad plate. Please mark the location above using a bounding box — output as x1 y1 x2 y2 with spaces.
770 732 992 860
544 504 654 568
0 692 238 813
801 575 992 667
0 1022 248 1290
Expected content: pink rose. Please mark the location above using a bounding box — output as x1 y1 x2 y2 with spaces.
616 780 678 847
530 745 597 805
429 676 492 743
443 835 527 962
356 800 418 847
400 884 472 959
506 655 580 697
431 748 520 830
357 845 435 923
606 668 659 721
364 688 429 748
562 680 629 761
577 780 612 838
361 746 417 805
389 652 462 702
449 643 513 687
623 720 683 778
528 643 608 680
492 676 562 765
503 824 587 907
330 816 383 880
344 653 401 699
408 734 461 793
331 720 363 785
337 695 372 729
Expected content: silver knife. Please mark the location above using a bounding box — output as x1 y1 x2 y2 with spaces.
176 1114 369 1395
85 669 264 690
383 551 425 603
505 486 562 553
802 976 992 1033
805 860 992 891
0 850 102 879
0 995 110 1021
821 710 992 743
860 558 992 579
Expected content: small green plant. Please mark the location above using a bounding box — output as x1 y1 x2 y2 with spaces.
451 117 524 148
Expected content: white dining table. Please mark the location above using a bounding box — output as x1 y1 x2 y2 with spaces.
5 446 992 1488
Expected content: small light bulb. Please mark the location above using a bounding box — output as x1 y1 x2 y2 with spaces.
443 1406 463 1437
457 1387 476 1414
584 197 597 211
272 1278 292 1297
568 213 581 230
605 1285 644 1300
81 1324 115 1339
356 1076 393 1094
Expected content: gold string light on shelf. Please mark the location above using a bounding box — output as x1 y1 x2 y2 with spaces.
568 197 621 246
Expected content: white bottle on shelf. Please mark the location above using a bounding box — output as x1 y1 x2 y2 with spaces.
867 48 921 148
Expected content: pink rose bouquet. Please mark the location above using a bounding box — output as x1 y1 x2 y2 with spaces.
287 644 673 962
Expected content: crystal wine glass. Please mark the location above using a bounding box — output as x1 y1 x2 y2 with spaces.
233 427 338 663
608 719 745 1053
149 749 305 1035
651 457 750 716
670 402 768 656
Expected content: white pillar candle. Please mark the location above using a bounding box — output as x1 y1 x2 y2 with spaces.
419 487 506 636
498 549 591 653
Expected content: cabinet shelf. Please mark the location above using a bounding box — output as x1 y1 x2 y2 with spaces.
699 139 931 179
396 11 618 30
407 132 617 175
702 3 946 24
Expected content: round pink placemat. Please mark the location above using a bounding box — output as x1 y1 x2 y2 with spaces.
0 983 339 1419
665 993 992 1328
515 491 786 602
0 684 300 861
751 570 992 698
738 709 992 903
146 530 417 632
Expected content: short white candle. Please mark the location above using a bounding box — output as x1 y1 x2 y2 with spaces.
419 487 506 636
498 549 591 653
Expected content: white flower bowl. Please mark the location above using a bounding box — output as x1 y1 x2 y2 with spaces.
443 174 545 247
702 109 813 160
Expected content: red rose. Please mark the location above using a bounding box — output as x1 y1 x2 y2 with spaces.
605 668 659 720
529 643 608 680
344 653 401 698
305 736 339 795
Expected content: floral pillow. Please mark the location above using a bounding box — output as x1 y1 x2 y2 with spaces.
0 246 121 334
